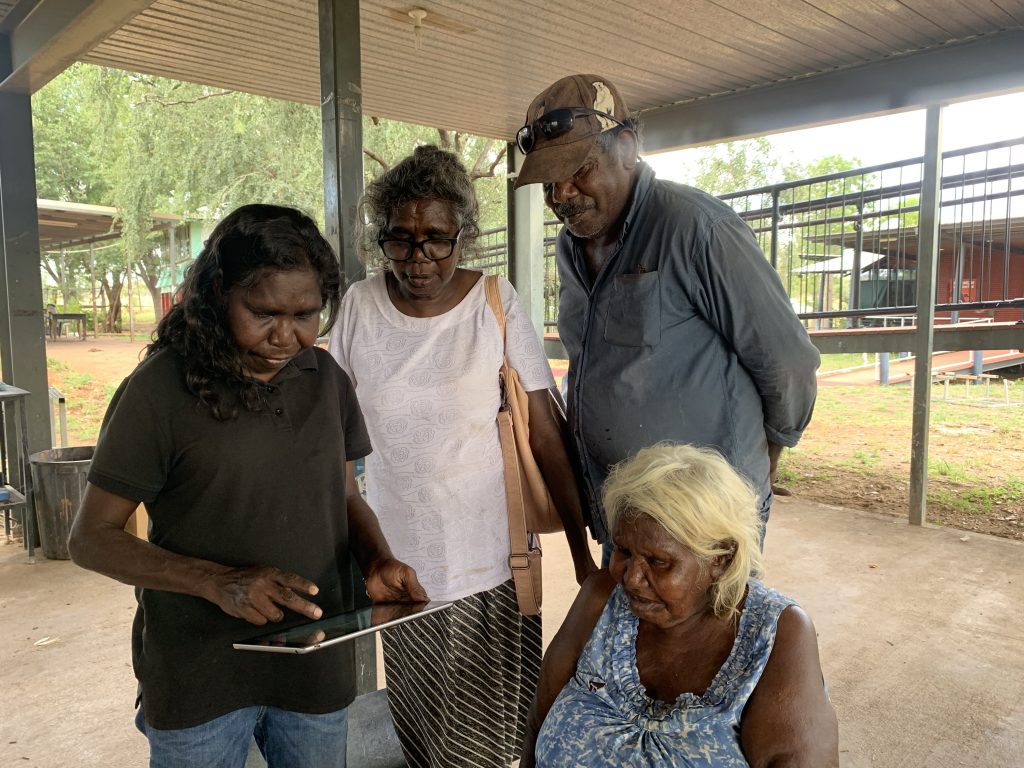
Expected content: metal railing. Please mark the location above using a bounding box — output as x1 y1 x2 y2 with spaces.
481 138 1024 331
719 137 1024 329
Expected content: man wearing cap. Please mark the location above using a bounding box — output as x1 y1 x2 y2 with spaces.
514 74 820 558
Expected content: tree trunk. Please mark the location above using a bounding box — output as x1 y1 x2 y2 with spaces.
101 277 125 333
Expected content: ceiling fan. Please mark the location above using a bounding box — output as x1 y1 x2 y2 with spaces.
384 5 479 48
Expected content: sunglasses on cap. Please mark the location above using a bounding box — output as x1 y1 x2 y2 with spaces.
515 107 625 155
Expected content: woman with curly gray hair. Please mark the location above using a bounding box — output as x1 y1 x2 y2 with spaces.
329 146 596 767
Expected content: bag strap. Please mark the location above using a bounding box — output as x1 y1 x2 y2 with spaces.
484 274 513 408
484 273 506 337
484 275 536 602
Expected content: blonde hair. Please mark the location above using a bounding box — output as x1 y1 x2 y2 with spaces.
602 443 764 620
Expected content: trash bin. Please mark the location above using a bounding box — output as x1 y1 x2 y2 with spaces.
29 446 94 560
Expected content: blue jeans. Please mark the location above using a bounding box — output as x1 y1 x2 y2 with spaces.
135 704 348 768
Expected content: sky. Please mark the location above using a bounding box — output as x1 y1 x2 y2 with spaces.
644 91 1024 184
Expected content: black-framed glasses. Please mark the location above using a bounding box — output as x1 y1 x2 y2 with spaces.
378 228 463 262
515 108 624 155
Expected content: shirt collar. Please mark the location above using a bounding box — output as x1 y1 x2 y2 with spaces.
271 346 319 383
618 160 656 243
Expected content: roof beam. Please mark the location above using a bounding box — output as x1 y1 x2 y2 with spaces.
641 29 1024 153
0 0 155 94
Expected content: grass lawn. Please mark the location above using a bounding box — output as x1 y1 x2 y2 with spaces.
781 367 1024 539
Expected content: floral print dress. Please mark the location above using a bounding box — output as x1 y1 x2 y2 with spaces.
535 580 796 767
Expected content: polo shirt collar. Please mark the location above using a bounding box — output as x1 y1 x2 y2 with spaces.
270 346 318 384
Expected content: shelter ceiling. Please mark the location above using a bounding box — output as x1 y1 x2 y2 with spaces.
38 0 1024 141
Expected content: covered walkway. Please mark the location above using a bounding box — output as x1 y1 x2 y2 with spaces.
818 348 1024 386
2 496 1022 767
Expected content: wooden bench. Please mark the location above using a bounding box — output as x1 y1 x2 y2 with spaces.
933 372 1012 404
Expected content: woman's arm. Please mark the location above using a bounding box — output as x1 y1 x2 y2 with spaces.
520 570 616 767
526 388 598 584
740 605 840 768
345 461 428 603
69 483 326 625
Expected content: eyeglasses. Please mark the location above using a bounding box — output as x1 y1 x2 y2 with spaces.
378 229 463 262
515 108 625 155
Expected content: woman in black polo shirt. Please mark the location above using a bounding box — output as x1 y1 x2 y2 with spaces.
69 204 425 768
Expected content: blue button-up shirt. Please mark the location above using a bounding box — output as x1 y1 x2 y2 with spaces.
558 163 820 542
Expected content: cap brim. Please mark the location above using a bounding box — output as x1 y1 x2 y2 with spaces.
513 138 593 190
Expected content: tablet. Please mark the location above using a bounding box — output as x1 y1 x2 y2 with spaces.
233 600 453 655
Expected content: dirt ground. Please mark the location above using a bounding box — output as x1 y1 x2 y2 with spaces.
46 334 150 382
778 380 1024 542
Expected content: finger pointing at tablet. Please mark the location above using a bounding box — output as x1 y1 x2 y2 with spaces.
210 565 324 625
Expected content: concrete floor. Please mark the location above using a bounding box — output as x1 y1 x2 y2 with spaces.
2 496 1023 767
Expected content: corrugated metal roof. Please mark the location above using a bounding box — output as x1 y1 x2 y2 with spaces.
66 0 1024 140
4 0 1023 139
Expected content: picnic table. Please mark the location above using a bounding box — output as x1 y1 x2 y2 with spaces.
47 312 88 341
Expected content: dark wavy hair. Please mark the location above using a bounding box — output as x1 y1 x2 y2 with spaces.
147 204 341 420
358 145 481 268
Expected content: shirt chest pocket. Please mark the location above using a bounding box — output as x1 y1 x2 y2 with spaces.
603 271 661 347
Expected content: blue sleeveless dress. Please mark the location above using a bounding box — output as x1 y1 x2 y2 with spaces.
535 580 796 767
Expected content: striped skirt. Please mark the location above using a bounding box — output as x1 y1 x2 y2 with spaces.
381 579 543 767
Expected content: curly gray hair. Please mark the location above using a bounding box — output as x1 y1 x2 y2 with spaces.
358 145 481 268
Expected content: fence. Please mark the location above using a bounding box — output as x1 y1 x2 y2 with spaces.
719 137 1024 329
473 138 1024 331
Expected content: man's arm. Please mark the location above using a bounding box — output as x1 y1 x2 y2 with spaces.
69 483 326 625
345 461 428 603
699 215 820 449
527 388 598 585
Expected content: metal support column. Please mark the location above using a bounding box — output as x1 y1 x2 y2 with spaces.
165 224 177 317
850 205 864 328
951 242 965 325
972 350 983 377
506 143 547 338
319 0 364 288
318 0 375 695
769 190 780 270
908 105 944 526
0 71 52 489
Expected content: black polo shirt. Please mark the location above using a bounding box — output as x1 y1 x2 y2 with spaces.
89 346 371 729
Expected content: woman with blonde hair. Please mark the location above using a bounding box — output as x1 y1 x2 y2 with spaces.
522 443 838 767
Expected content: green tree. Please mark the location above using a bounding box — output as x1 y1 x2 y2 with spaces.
691 137 781 196
33 63 512 328
362 118 508 231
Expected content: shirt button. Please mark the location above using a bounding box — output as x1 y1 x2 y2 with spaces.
274 408 284 416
